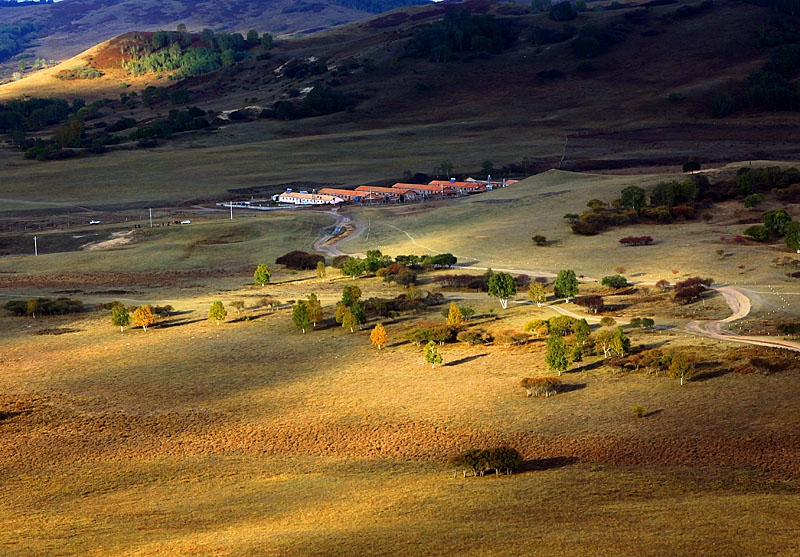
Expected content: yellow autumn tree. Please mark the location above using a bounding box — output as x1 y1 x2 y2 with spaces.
133 305 156 332
370 323 387 349
446 302 463 325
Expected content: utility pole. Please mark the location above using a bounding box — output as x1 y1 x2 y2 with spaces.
149 208 153 228
230 202 233 220
33 235 38 256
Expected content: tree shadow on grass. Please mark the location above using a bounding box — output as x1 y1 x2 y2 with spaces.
643 409 663 418
445 353 488 367
691 368 729 382
387 340 410 348
558 383 587 393
569 360 605 373
157 318 206 329
520 456 579 472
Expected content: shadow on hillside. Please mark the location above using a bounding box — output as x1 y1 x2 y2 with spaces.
387 340 409 348
691 367 729 382
643 409 663 418
521 456 579 472
445 353 488 367
0 410 23 422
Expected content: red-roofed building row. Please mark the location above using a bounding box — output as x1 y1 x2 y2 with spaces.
392 183 457 197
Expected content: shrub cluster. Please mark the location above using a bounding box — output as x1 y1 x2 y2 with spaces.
520 377 561 397
275 250 325 270
601 275 628 288
574 295 604 313
434 271 529 291
406 10 517 62
673 277 712 304
619 236 653 246
448 447 524 477
403 323 461 345
54 65 104 80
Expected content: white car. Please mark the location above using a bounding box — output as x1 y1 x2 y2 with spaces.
180 220 192 224
89 220 101 225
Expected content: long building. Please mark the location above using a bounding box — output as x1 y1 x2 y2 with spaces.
318 188 365 202
355 185 416 201
428 180 487 194
391 183 457 197
277 191 344 205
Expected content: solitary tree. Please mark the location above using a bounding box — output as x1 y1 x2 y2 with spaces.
342 257 365 280
669 352 694 385
306 293 323 327
342 308 357 333
254 264 271 286
545 334 570 376
316 260 327 282
209 301 227 325
528 282 547 307
446 302 463 325
786 221 800 252
231 300 245 315
425 340 443 368
488 272 517 309
112 304 131 332
370 323 387 349
133 305 156 332
350 301 367 329
335 303 347 325
292 301 311 333
574 318 591 346
440 161 454 178
554 269 579 302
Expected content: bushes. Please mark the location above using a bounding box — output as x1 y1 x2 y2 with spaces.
448 446 524 477
54 65 104 80
574 295 604 313
456 330 488 346
550 1 577 21
601 275 628 288
743 225 770 242
493 329 530 347
673 277 712 304
4 297 83 316
404 323 460 345
520 377 561 397
406 10 516 62
276 250 325 270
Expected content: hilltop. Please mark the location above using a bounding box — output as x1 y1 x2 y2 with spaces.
0 0 430 64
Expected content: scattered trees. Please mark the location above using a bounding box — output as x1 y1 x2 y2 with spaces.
594 327 629 359
341 285 362 306
425 340 443 368
342 308 357 333
254 264 271 286
554 269 578 302
487 272 517 309
276 250 324 270
370 323 387 349
133 305 156 331
111 305 130 332
292 301 311 333
208 301 227 325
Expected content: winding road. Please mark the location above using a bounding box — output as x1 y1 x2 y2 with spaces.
313 211 800 352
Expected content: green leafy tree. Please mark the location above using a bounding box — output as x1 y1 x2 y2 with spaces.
112 304 130 332
545 334 570 376
342 257 365 280
209 301 227 325
554 269 579 302
744 224 770 242
601 275 628 289
425 340 443 369
487 272 517 309
609 327 630 357
254 264 271 286
364 249 391 273
574 318 591 346
306 293 323 327
785 221 800 252
528 282 547 307
246 29 260 45
350 301 367 329
763 209 793 237
261 33 274 50
620 186 646 210
292 301 310 333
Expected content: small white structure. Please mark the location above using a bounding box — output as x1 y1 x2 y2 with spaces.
277 190 344 205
